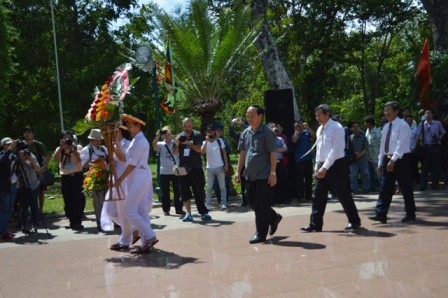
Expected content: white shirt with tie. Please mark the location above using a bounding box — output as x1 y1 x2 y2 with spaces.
378 117 411 166
315 118 345 171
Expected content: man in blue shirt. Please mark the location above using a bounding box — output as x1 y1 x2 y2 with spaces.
291 120 316 201
413 110 446 190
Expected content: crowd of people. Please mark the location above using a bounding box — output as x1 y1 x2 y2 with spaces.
1 102 447 247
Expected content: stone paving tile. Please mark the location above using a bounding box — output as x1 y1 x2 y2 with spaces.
1 190 447 297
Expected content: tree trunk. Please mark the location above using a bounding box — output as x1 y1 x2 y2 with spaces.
420 0 448 51
250 0 300 120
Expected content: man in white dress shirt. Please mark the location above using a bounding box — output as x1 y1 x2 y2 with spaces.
369 101 416 224
301 104 361 232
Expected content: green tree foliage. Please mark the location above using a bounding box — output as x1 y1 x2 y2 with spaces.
267 0 428 126
3 0 137 146
0 0 15 136
156 0 260 130
2 0 446 144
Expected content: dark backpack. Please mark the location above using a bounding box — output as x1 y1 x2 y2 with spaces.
32 140 47 166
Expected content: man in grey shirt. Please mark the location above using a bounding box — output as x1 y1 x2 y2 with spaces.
236 104 282 244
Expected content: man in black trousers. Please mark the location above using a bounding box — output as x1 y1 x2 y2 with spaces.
301 104 361 232
236 104 282 244
370 101 416 223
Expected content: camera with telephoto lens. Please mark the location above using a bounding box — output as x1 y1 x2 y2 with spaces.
64 138 73 146
179 135 187 143
23 148 31 156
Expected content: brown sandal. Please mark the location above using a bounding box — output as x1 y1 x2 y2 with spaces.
130 237 158 254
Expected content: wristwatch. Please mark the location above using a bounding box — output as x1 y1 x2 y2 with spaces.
270 171 276 176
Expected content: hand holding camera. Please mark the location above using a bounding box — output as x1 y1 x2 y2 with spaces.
231 117 243 127
156 129 167 138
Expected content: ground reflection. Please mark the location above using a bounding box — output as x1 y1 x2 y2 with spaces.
105 248 200 269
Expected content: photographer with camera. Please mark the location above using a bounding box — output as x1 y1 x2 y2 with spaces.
173 118 211 222
152 126 184 216
0 138 18 240
22 126 51 215
14 142 41 234
53 131 84 230
201 124 228 210
413 110 446 190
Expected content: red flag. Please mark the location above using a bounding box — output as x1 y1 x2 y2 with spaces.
416 38 433 109
164 45 172 85
160 43 176 114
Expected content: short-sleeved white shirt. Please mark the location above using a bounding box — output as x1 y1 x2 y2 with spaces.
203 138 225 169
157 140 178 175
80 143 108 168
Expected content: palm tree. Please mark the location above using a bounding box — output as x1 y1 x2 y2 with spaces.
157 0 259 127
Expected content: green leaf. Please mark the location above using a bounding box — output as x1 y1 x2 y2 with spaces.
73 118 96 135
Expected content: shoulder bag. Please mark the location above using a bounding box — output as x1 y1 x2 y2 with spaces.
165 144 189 176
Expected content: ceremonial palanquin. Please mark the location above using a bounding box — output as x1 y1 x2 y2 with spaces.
75 63 138 200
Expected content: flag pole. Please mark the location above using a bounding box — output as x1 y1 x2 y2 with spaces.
50 0 64 132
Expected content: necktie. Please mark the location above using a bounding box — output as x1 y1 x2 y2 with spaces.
384 122 392 154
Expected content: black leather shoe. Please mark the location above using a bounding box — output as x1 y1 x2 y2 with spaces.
345 223 361 231
300 225 322 232
368 215 387 224
269 214 282 236
401 215 416 223
249 233 266 244
70 224 84 231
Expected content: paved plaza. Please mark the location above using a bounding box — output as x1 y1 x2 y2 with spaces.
1 189 448 297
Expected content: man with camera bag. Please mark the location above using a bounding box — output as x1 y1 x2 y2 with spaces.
80 129 108 232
